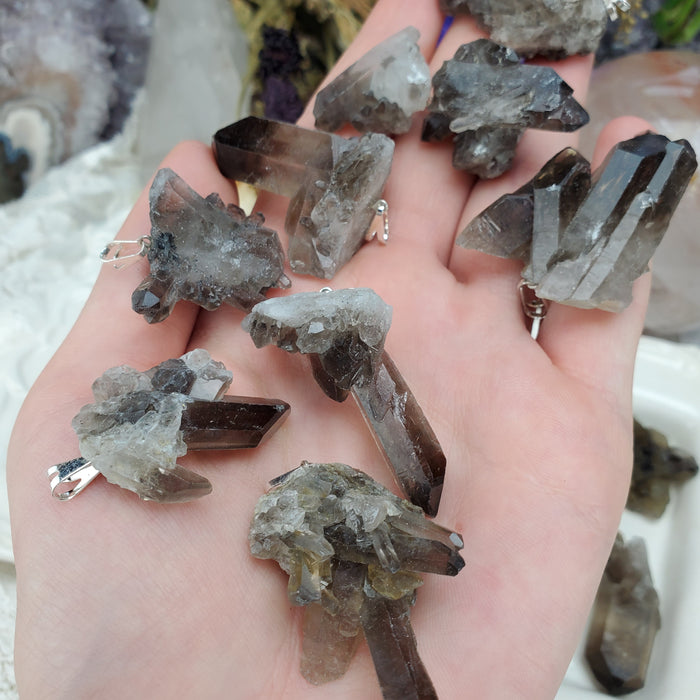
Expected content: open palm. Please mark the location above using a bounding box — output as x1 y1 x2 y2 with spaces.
8 2 652 698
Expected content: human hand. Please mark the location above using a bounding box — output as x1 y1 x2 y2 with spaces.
8 2 652 697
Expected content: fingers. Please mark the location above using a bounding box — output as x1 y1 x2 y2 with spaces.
538 116 654 400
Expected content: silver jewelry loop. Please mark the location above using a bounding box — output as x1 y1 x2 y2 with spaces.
365 199 390 245
519 280 549 341
100 236 150 269
48 458 101 500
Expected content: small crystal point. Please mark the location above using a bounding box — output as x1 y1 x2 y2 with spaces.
313 26 431 135
352 351 446 517
213 117 394 279
628 419 698 518
132 168 288 323
423 38 589 178
360 593 438 700
249 461 463 696
180 395 290 449
585 534 661 695
438 0 608 58
458 133 697 310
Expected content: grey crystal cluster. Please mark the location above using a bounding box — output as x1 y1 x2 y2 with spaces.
242 288 392 399
213 117 394 279
249 461 464 698
585 533 661 696
243 288 446 516
629 419 698 518
422 39 589 178
131 168 289 323
458 132 698 310
73 349 232 501
439 0 608 57
313 26 431 135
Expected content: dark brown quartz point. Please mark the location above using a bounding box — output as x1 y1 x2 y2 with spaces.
213 116 394 279
458 132 698 310
422 39 589 178
628 419 698 518
131 168 289 323
71 349 289 502
585 533 661 696
243 289 446 516
249 461 464 698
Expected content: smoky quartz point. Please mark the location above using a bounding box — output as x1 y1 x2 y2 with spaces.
438 0 608 58
249 461 464 698
585 533 661 696
131 168 289 323
70 349 289 502
243 289 446 515
313 26 430 135
628 419 698 518
421 39 589 178
213 116 394 279
458 133 698 310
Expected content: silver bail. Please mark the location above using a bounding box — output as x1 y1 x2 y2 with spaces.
519 280 549 341
48 458 101 500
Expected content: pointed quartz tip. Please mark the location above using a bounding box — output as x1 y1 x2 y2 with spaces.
313 26 430 135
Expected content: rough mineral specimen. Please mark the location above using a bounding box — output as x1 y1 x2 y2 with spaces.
70 349 289 501
313 26 431 135
457 132 698 310
243 289 446 515
422 39 589 178
213 116 394 278
249 461 464 698
438 0 608 58
585 533 661 696
131 167 289 323
628 419 698 518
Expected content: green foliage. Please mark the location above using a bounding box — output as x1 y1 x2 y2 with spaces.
653 0 700 44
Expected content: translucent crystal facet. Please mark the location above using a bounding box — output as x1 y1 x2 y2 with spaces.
585 534 661 695
213 117 394 278
628 419 698 518
422 39 589 178
70 350 289 501
249 461 464 697
242 289 446 515
458 133 698 310
438 0 608 58
313 26 431 135
131 168 289 323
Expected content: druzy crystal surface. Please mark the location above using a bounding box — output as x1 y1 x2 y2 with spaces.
249 461 464 698
243 289 446 515
629 419 698 518
313 26 430 135
71 349 289 501
213 116 394 278
458 133 698 310
438 0 608 57
131 167 289 323
585 533 661 696
422 39 589 178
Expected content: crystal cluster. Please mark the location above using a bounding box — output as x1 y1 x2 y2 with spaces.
458 132 698 310
213 116 394 279
438 0 608 57
243 289 446 515
629 419 698 518
313 26 431 135
71 349 289 501
422 39 589 178
131 168 289 323
585 533 661 696
249 461 464 698
243 288 392 400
